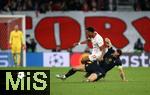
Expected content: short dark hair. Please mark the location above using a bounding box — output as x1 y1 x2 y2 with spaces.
117 49 122 57
86 27 95 33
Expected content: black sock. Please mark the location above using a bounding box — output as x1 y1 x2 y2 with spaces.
65 68 77 78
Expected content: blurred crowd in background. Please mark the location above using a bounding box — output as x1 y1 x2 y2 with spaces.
0 0 150 13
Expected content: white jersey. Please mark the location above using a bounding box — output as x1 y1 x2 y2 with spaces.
89 32 104 61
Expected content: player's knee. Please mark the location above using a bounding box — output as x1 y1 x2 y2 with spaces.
72 68 77 71
72 67 81 71
88 73 98 82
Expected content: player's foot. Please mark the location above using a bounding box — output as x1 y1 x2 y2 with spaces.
56 74 66 80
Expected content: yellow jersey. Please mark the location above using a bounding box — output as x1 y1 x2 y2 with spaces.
9 30 24 47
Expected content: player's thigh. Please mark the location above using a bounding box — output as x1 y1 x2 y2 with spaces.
16 46 21 54
11 45 21 53
89 54 97 61
73 64 85 71
11 46 16 54
89 52 102 61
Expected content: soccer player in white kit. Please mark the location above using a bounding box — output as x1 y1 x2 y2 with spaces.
75 27 105 63
56 27 105 80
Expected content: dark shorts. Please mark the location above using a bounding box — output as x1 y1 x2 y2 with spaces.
85 63 99 73
95 72 105 81
85 63 105 81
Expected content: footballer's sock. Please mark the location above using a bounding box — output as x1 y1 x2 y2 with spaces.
65 69 77 78
16 53 21 66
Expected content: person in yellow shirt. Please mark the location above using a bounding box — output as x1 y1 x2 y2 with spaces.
9 25 25 66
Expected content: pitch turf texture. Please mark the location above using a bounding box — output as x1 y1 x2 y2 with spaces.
51 67 150 95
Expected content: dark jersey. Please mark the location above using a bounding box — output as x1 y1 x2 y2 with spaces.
99 47 122 73
85 47 122 75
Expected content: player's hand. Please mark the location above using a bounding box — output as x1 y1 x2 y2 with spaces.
105 38 111 45
73 43 79 47
105 38 111 43
105 38 112 48
22 44 26 50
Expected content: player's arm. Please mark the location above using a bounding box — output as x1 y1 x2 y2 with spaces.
99 45 106 61
20 31 25 50
104 38 116 57
118 66 128 82
105 38 112 48
97 37 105 61
73 38 91 46
9 32 13 48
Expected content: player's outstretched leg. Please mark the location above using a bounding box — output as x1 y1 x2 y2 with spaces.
12 53 17 66
56 68 77 80
56 74 66 80
86 72 104 82
86 73 98 82
56 64 85 80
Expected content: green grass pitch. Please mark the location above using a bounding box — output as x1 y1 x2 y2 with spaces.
50 67 150 95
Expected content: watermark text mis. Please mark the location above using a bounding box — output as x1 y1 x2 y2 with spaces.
0 70 50 95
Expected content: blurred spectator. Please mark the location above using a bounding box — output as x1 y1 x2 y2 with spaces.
26 34 37 52
47 0 53 11
66 0 81 10
1 0 150 12
0 0 2 8
51 0 62 11
145 0 150 10
134 0 150 11
26 34 31 52
91 0 97 11
109 0 117 11
81 1 89 12
133 0 142 11
103 0 110 10
134 38 144 53
97 0 105 10
52 45 61 52
30 38 37 52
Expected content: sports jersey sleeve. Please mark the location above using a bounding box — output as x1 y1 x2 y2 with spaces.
20 31 25 44
104 47 115 58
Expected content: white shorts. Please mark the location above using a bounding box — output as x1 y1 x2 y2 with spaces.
88 52 102 61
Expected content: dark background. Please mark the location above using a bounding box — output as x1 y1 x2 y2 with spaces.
0 70 50 95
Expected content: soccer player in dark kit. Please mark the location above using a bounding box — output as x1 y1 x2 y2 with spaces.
85 38 128 82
